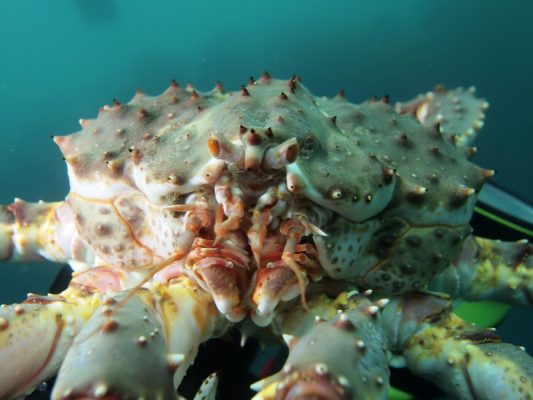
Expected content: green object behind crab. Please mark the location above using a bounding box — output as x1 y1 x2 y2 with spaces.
388 386 414 400
454 300 510 328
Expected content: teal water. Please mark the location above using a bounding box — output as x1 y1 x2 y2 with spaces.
0 1 531 397
2 0 530 292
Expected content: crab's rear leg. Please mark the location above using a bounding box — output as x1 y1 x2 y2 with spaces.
383 293 533 399
0 199 93 268
252 291 390 400
430 235 532 305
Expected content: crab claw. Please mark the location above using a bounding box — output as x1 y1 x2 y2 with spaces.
253 292 390 400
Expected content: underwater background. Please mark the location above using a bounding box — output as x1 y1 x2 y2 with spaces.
0 1 531 398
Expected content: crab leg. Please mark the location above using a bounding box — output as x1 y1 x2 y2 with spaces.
0 199 96 274
430 236 533 305
51 277 226 399
383 293 533 400
0 289 100 399
252 291 390 400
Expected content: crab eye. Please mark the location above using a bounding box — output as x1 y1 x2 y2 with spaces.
329 188 343 199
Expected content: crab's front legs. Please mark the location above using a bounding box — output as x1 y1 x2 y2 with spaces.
0 199 92 266
213 173 245 242
253 291 391 400
51 277 226 400
383 293 533 399
430 235 533 305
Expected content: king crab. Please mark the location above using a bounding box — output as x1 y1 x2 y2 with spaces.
0 74 531 399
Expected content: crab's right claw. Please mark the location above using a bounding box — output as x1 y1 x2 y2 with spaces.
252 292 390 400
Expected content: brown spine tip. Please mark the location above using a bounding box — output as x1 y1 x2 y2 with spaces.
430 145 441 156
279 92 288 100
112 99 121 107
337 89 345 98
382 167 395 184
450 134 459 145
398 132 412 148
215 81 224 92
168 174 182 185
247 129 261 145
483 169 495 179
101 319 119 333
248 76 255 86
241 85 250 97
137 336 148 347
330 116 337 125
406 185 428 204
264 127 273 138
334 314 355 331
239 125 247 134
465 146 478 157
170 79 179 88
449 186 476 208
433 84 447 93
364 305 379 318
381 94 390 104
191 90 198 100
288 76 297 93
260 71 271 81
130 148 142 165
66 156 82 173
138 108 149 119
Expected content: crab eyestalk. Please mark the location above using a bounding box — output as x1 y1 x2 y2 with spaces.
262 138 299 170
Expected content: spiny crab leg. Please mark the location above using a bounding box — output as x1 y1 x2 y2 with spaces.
383 293 533 399
253 291 390 400
430 235 533 305
0 199 92 267
0 288 100 399
51 277 225 400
